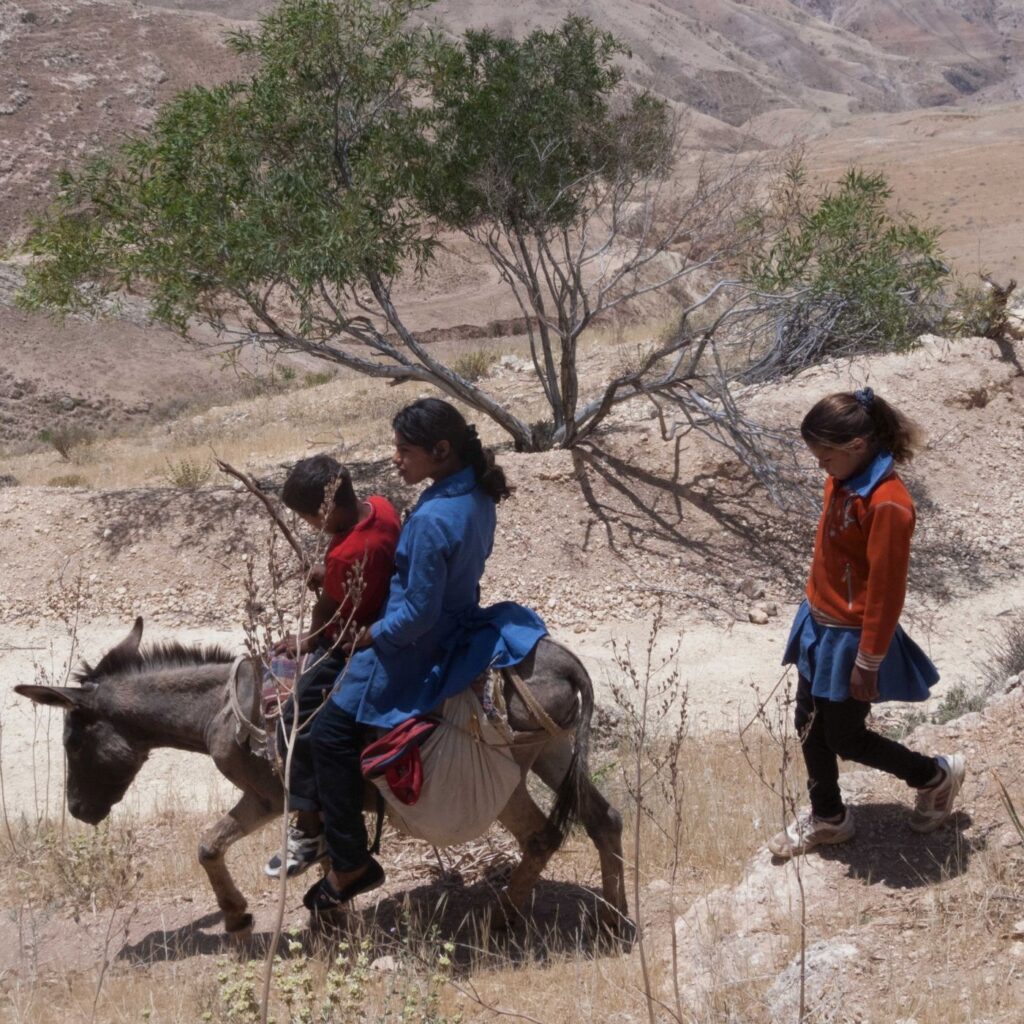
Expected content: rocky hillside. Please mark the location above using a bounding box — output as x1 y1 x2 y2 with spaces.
3 0 1024 246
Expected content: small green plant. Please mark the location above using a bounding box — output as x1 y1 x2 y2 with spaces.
38 422 94 460
452 348 498 382
946 278 1007 339
47 472 90 488
303 369 334 388
742 161 948 380
933 682 987 724
213 932 460 1024
163 456 213 490
278 365 298 383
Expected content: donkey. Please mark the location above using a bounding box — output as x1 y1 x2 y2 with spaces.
16 618 628 938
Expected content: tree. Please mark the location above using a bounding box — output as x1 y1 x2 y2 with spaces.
417 18 749 447
740 162 949 383
19 0 538 448
19 0 752 453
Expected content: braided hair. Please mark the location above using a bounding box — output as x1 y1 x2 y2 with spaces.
392 398 512 502
800 388 922 464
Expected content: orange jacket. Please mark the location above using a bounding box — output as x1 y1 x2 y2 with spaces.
806 456 916 671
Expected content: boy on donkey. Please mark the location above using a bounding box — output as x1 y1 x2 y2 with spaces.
263 455 400 878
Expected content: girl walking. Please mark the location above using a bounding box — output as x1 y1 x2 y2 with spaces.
769 388 965 858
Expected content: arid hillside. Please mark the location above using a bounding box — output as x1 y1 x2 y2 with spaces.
3 0 1024 454
0 330 1022 1021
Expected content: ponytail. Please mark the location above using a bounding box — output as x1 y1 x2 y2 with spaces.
801 388 922 463
458 423 512 502
393 398 512 502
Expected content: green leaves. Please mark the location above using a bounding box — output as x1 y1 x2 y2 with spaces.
417 17 671 232
745 163 948 366
20 0 435 333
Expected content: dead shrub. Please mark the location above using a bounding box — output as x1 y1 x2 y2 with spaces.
985 610 1024 687
38 422 94 460
47 472 90 488
452 348 498 382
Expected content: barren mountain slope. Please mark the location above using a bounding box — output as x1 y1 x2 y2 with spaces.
4 0 1022 246
0 0 248 246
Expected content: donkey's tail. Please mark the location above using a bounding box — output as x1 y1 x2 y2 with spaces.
544 648 594 851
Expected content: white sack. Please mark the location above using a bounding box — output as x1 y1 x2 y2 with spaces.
374 689 522 847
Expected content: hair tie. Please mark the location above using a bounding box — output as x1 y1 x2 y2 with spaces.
854 387 874 411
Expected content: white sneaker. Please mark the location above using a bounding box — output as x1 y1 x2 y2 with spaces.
768 808 855 859
264 826 328 878
910 754 965 833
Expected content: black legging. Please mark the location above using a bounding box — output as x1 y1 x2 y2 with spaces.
795 675 938 819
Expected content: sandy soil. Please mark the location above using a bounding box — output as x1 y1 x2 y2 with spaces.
2 333 1021 820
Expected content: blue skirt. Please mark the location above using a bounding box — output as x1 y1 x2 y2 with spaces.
783 601 939 703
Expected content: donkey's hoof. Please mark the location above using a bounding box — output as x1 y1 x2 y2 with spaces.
225 912 254 938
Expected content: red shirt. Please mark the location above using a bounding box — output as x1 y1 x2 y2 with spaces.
323 495 400 630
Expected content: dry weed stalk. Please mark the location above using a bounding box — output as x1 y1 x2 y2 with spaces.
235 471 372 1024
609 603 689 1024
739 670 809 1022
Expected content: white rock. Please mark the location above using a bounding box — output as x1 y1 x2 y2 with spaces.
765 940 860 1021
748 607 770 625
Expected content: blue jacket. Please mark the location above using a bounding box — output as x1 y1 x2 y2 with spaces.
333 466 548 728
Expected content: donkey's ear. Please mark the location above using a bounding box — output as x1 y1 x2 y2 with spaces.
122 617 144 653
14 685 92 710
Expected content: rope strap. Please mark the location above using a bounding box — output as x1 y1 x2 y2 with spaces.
227 655 269 754
501 665 567 739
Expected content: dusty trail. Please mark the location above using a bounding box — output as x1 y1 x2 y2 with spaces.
3 574 1020 819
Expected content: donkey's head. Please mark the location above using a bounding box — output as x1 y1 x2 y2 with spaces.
16 618 149 824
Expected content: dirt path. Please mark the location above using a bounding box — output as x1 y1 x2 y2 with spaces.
3 574 1020 819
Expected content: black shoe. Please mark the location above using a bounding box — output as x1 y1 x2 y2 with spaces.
303 857 385 912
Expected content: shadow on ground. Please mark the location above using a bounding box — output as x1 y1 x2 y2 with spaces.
117 875 632 971
814 802 979 888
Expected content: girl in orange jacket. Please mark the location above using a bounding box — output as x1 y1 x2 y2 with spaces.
769 388 965 858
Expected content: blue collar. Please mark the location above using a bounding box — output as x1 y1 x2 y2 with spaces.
841 451 894 498
418 465 477 503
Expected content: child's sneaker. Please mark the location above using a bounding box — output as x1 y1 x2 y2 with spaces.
767 808 855 859
264 826 328 878
910 754 965 833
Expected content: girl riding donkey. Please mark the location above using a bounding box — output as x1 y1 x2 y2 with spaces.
304 398 548 911
769 388 966 858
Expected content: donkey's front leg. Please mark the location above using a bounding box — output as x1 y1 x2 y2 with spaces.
198 789 277 936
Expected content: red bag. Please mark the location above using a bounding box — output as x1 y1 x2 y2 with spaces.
360 717 438 806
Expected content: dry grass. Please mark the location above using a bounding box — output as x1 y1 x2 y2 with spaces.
2 715 1022 1023
0 723 789 1024
0 320 687 491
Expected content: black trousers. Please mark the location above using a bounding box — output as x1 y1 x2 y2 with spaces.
276 649 346 812
309 697 370 873
795 675 938 819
